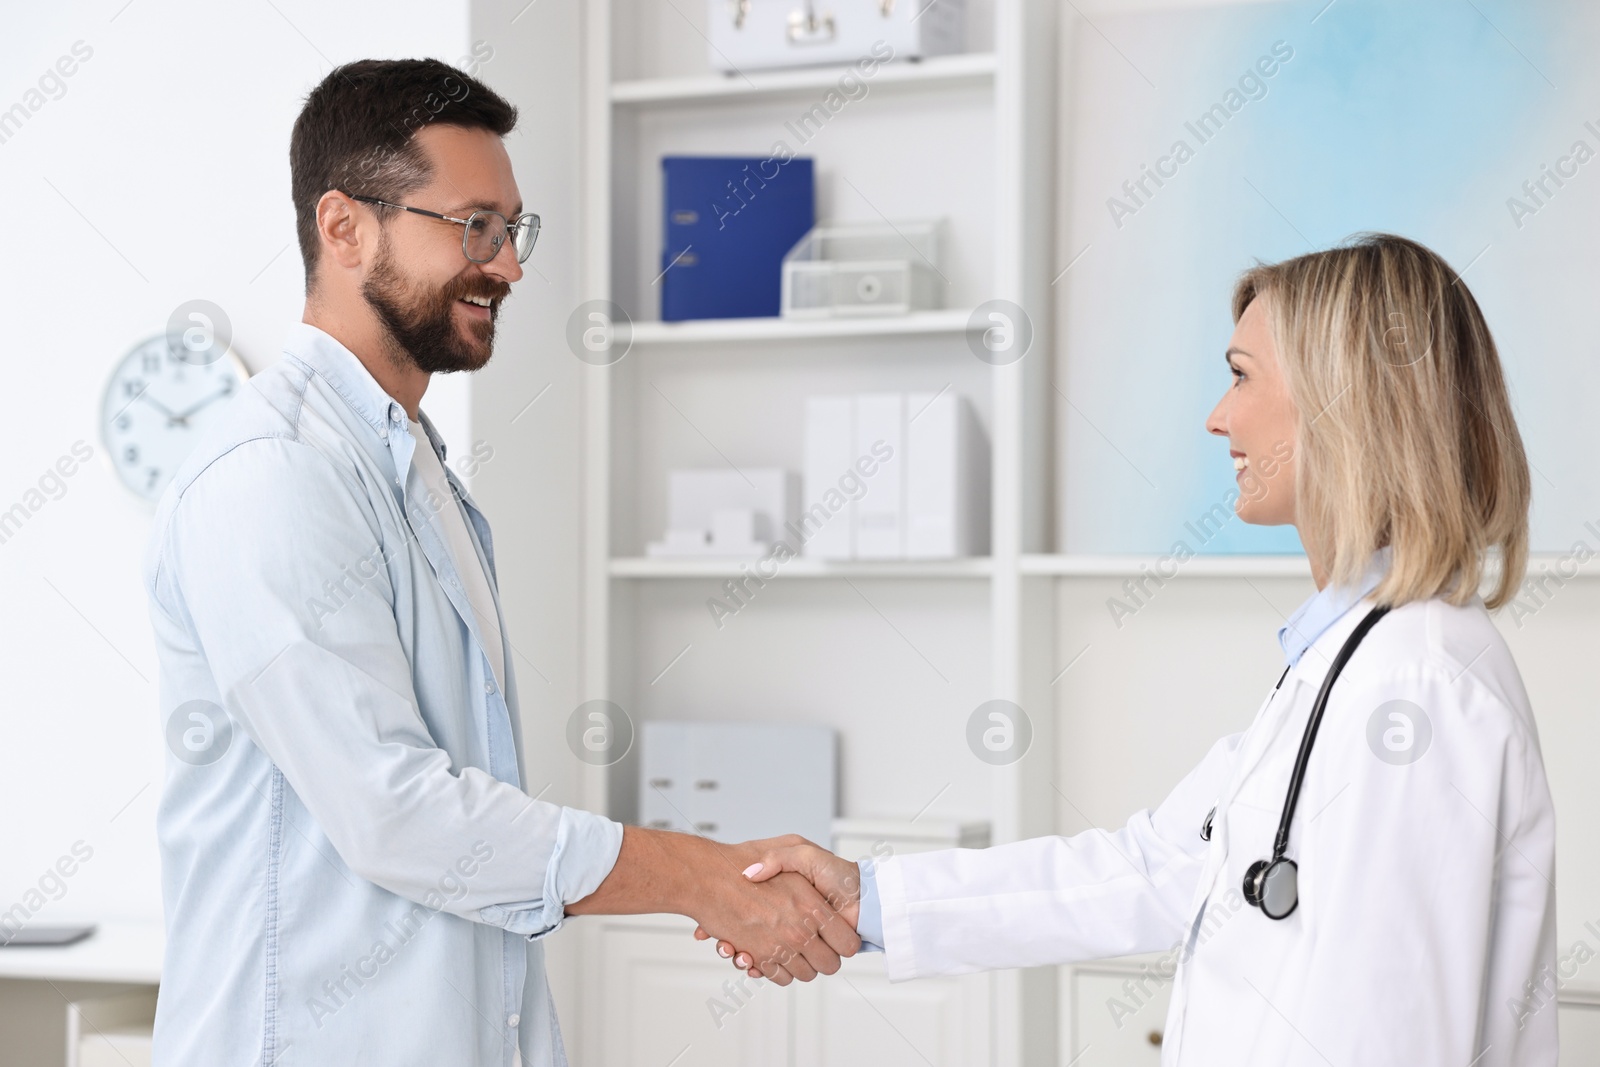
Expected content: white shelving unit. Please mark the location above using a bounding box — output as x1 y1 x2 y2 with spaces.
575 1 1057 1063
1019 553 1315 578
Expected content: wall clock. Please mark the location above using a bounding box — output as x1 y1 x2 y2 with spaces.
100 326 249 503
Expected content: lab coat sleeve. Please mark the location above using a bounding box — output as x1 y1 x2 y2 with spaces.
874 730 1245 981
1292 661 1557 1066
152 437 622 937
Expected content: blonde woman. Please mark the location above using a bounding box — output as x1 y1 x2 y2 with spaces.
702 234 1558 1064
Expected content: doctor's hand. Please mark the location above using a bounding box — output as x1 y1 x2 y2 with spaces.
694 836 862 978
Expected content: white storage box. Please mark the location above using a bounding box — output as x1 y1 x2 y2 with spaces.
782 221 944 318
640 721 837 846
707 0 965 73
803 392 989 560
647 468 800 558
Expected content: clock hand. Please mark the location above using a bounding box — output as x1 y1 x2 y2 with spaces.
171 384 234 422
137 391 183 424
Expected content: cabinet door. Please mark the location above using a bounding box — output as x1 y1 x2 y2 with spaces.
593 916 790 1067
1561 1002 1600 1066
1070 970 1168 1067
792 951 992 1066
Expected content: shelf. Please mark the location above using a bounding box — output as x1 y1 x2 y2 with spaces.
612 53 997 108
610 556 993 578
1020 552 1600 579
1019 554 1314 578
0 921 163 984
628 308 972 346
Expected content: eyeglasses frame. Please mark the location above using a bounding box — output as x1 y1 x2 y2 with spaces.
343 191 541 264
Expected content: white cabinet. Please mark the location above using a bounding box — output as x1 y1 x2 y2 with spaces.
1561 1000 1600 1066
1062 955 1170 1067
587 914 991 1066
793 950 992 1066
1067 960 1600 1067
588 915 791 1067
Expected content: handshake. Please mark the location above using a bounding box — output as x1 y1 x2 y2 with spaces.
570 826 873 984
689 834 866 984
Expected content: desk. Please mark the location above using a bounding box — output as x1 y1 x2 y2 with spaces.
0 922 162 1067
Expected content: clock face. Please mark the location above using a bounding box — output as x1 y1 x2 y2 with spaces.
100 335 249 503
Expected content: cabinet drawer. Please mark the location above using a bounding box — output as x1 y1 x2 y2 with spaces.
1070 968 1169 1067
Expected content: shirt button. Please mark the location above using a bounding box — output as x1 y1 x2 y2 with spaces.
484 681 495 694
507 1013 520 1028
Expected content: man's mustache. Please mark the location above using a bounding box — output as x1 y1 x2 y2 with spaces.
442 274 511 309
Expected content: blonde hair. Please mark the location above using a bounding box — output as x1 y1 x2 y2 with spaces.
1232 233 1529 610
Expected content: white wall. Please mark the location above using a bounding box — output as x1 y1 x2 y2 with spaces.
0 1 473 928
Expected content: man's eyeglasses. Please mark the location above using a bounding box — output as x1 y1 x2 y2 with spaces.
345 192 541 264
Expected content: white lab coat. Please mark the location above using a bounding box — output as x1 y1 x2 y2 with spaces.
875 595 1558 1065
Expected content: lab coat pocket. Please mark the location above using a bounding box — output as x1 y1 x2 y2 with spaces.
1219 795 1279 890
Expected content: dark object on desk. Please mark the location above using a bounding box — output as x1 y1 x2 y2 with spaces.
661 155 815 321
0 923 96 947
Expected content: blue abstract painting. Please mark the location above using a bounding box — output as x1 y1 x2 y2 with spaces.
1059 0 1598 556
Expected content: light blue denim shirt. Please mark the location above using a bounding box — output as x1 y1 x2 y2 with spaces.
853 549 1393 952
142 322 623 1066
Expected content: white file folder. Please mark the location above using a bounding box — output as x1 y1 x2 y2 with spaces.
801 396 856 559
906 392 990 558
853 393 905 559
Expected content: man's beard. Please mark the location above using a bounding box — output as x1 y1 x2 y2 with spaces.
362 240 510 375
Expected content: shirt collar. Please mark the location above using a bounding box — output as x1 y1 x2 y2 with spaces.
283 321 409 437
1278 546 1391 667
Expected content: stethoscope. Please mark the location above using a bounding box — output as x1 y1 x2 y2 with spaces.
1199 604 1392 920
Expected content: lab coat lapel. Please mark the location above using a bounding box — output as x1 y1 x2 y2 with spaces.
1164 674 1307 1062
1200 598 1376 866
1190 674 1306 899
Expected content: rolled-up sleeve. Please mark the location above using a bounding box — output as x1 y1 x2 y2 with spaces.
484 805 624 938
155 436 622 931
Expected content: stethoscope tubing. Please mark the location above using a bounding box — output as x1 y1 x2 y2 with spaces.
1267 604 1392 862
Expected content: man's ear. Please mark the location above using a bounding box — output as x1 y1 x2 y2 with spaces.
315 190 367 271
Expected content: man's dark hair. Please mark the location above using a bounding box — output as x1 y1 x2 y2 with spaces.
290 58 518 291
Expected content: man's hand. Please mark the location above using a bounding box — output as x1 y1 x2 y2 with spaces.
693 835 863 978
567 827 859 986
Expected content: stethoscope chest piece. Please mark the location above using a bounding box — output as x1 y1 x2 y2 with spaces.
1242 856 1299 920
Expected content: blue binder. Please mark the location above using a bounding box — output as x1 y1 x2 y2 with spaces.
661 155 815 321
